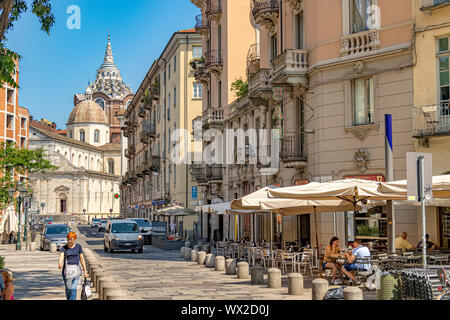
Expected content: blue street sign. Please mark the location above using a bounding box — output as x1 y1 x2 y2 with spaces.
192 186 198 200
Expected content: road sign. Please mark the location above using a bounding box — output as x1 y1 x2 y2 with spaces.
192 186 198 200
114 193 120 199
407 152 433 202
140 204 146 210
40 203 45 208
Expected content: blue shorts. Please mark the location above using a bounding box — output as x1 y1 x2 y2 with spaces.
323 263 327 270
344 263 358 271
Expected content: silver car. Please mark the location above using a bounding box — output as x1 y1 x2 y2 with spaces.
128 218 152 244
40 224 71 251
91 218 101 228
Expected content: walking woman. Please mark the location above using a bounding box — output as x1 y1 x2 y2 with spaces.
58 231 88 300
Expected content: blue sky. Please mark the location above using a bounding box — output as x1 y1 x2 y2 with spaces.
5 0 200 129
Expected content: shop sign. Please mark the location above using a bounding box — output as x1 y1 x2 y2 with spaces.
345 175 385 182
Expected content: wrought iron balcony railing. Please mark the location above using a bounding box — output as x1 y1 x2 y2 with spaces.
413 103 450 137
280 133 307 162
207 165 223 181
195 14 210 34
206 0 222 20
204 49 223 73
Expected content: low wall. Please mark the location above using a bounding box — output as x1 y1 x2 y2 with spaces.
151 237 185 250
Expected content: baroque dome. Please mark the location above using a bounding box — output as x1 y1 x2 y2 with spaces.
67 100 108 125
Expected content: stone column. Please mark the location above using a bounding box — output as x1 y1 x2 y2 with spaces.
198 251 207 265
268 268 281 288
237 262 250 279
215 256 225 271
288 273 303 296
312 278 329 300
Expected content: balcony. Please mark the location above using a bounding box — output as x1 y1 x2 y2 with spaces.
142 160 152 176
140 131 149 144
149 155 161 172
340 29 380 57
137 165 145 178
420 0 450 11
150 83 160 101
248 68 272 103
270 49 308 86
138 106 146 118
125 150 132 159
206 0 222 21
280 133 307 168
207 165 223 181
251 0 279 35
190 164 207 184
130 170 137 182
202 108 224 128
194 63 210 84
127 145 136 156
413 103 450 141
247 43 261 79
195 14 210 35
204 49 223 75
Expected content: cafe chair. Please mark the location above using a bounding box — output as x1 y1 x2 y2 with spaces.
280 251 295 274
294 252 313 276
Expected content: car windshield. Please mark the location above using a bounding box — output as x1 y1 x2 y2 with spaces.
111 223 139 233
132 219 152 227
46 225 69 235
101 220 107 224
93 219 100 222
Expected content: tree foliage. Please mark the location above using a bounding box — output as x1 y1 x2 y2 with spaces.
0 141 58 209
0 0 55 88
231 78 249 98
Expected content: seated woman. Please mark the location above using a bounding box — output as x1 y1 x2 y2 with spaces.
323 237 343 284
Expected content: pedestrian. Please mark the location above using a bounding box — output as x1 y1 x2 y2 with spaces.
1 270 14 300
58 231 88 300
170 221 176 234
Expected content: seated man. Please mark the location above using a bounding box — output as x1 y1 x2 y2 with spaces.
417 234 439 250
341 240 371 284
395 232 415 251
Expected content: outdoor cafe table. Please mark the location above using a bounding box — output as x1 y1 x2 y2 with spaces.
328 256 349 285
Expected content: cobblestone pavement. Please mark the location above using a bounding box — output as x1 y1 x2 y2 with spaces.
0 244 99 300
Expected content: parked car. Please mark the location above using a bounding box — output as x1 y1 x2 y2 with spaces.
40 223 71 251
128 218 152 244
91 218 101 228
98 220 108 232
104 220 143 253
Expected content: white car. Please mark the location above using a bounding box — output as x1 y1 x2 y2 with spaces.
98 219 108 232
91 218 101 228
104 220 143 253
128 218 152 244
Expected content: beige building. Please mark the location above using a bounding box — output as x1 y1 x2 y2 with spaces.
121 29 202 236
190 0 430 253
412 0 450 249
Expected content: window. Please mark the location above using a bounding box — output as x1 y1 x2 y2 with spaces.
193 83 202 98
94 130 100 143
295 13 304 50
193 46 202 59
218 81 222 109
108 159 114 174
438 36 450 112
270 34 278 60
6 88 14 104
20 117 26 128
174 55 177 72
80 130 85 143
168 63 171 79
69 130 73 139
173 164 176 187
174 87 176 109
353 77 374 125
95 98 106 110
168 93 171 120
350 0 374 34
6 114 13 129
20 137 26 148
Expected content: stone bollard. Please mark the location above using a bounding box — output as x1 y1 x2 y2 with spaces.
343 287 363 300
180 247 186 258
215 256 225 271
312 278 329 300
96 275 112 294
98 279 115 300
30 242 37 251
91 268 105 291
191 249 198 262
251 266 265 285
88 264 101 276
205 254 215 268
237 262 250 279
185 248 192 261
288 273 304 296
185 241 191 249
49 243 57 253
197 251 207 265
102 286 123 301
268 268 282 289
225 259 236 275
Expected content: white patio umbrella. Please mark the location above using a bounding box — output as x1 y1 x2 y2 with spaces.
379 174 450 198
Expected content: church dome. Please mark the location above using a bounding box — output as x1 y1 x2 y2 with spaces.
67 100 108 125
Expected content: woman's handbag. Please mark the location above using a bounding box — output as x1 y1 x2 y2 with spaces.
81 278 92 300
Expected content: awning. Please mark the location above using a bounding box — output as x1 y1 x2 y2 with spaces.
195 202 253 215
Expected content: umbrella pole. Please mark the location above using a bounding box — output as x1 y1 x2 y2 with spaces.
314 207 319 270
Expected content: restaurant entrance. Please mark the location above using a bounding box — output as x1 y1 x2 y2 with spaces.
296 214 310 246
440 207 450 249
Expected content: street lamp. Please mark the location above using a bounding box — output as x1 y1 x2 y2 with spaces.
9 181 28 251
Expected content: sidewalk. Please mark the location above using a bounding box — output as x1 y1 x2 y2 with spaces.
0 244 97 300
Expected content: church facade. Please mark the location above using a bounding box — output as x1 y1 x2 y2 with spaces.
28 35 131 219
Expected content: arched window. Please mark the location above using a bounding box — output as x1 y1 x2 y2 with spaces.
95 98 106 110
80 129 85 143
108 159 114 174
94 130 100 143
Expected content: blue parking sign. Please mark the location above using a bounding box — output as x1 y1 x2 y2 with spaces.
192 186 198 200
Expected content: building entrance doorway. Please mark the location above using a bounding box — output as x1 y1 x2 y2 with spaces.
297 214 311 247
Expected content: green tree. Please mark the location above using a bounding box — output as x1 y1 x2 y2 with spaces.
231 78 249 98
0 0 55 88
0 141 57 209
